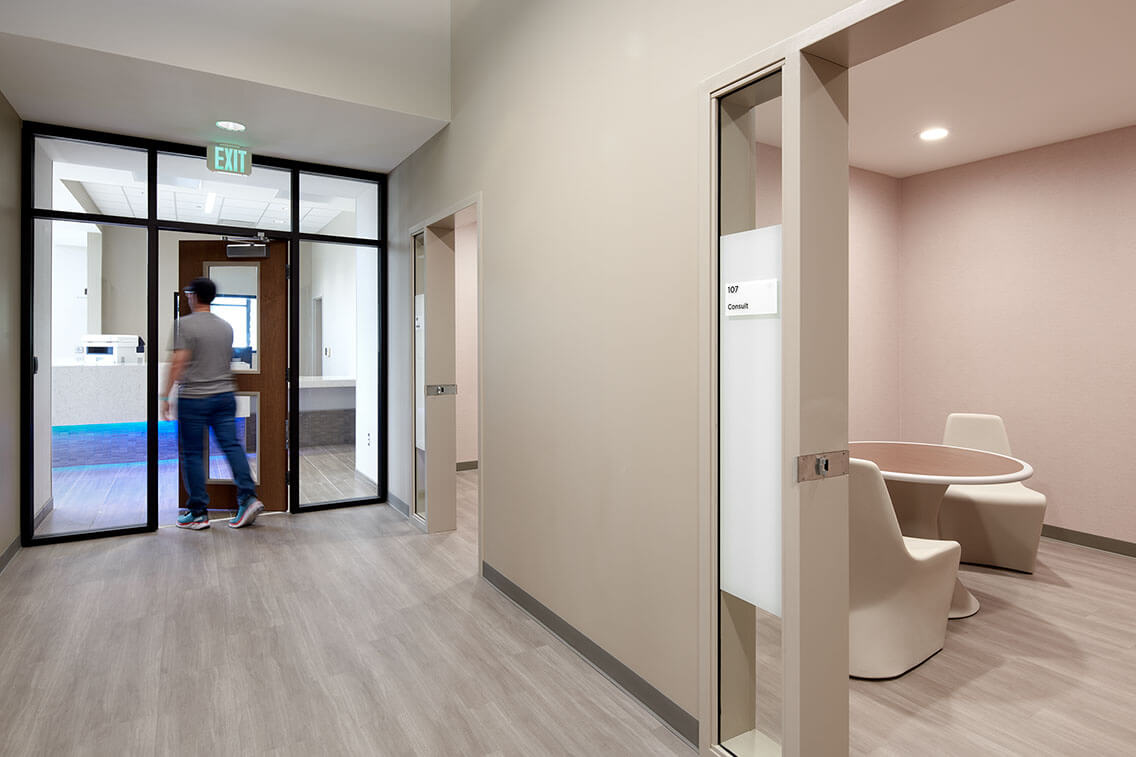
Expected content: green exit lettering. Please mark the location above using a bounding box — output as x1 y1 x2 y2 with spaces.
207 143 252 175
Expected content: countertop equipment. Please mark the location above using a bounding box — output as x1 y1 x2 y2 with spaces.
81 334 145 365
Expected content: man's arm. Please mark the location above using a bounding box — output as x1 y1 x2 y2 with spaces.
161 348 190 420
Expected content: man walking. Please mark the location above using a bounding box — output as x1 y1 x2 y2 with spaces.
161 276 265 530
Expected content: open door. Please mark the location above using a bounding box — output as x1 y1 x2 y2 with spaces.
412 226 457 533
176 240 288 512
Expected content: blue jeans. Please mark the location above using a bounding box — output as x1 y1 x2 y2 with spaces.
178 392 256 516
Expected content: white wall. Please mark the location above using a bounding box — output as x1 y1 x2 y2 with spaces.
355 246 379 483
310 244 358 378
86 231 101 334
388 0 863 717
50 244 88 365
454 220 478 464
0 87 21 553
101 225 149 340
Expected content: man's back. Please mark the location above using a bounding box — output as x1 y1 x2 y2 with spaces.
173 312 235 397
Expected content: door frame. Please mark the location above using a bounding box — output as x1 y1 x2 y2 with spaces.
698 1 1014 754
20 121 388 545
406 194 484 555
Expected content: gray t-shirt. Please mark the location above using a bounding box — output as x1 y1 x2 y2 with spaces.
169 312 236 397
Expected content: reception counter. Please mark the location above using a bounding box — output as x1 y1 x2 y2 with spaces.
52 364 150 426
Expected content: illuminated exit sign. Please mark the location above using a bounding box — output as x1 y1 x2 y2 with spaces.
207 143 252 175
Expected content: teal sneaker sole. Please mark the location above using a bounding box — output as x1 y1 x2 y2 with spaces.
229 499 264 528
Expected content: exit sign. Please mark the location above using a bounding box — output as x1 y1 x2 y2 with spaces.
207 143 252 175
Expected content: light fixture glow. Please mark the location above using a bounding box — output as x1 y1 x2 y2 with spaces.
216 120 246 132
204 192 216 214
919 126 950 142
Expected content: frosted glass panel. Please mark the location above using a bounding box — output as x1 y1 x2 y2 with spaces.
718 68 782 755
720 226 782 615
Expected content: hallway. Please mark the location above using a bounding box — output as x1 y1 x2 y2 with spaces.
0 472 692 755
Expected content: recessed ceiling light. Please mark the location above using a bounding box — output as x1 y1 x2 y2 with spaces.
216 120 246 132
919 127 949 142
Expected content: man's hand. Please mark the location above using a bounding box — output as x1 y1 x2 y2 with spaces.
161 399 172 421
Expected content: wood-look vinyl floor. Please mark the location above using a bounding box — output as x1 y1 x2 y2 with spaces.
849 538 1136 756
36 446 378 537
1 471 693 756
298 444 379 505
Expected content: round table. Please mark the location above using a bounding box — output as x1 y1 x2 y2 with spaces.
848 441 1033 619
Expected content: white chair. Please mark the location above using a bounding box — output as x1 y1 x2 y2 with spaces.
849 459 960 679
939 413 1047 573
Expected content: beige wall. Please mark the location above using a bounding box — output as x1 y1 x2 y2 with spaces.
899 125 1136 542
388 0 861 716
0 88 20 555
454 220 478 464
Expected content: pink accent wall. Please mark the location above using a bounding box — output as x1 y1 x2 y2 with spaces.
898 125 1136 541
755 139 904 442
849 167 902 442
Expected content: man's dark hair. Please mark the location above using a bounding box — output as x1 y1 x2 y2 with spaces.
186 277 217 304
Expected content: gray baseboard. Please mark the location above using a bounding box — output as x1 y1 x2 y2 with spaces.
482 561 698 748
387 492 410 517
33 497 53 529
456 460 479 472
1043 524 1136 559
0 536 19 576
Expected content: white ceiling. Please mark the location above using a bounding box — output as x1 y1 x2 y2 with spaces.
756 0 1136 178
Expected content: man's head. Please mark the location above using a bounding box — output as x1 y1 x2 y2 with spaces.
184 277 217 310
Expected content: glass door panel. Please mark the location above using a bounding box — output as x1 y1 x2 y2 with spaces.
207 262 261 373
718 71 785 756
296 240 381 507
32 219 150 538
206 393 260 483
413 232 427 518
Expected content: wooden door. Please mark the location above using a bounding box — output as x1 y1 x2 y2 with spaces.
177 240 288 511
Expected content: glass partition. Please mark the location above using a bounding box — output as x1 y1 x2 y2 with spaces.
296 240 381 506
24 124 387 545
157 152 291 232
33 137 148 217
718 70 784 757
32 219 150 537
299 173 380 238
413 232 427 518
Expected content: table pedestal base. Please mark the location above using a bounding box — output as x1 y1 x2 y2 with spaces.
886 480 979 619
884 481 947 538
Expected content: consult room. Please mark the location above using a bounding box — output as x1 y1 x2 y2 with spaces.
718 1 1136 754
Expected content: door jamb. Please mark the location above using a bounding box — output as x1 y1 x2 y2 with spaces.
407 192 484 567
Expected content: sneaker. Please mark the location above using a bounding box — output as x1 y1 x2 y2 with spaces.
176 512 210 530
229 498 265 529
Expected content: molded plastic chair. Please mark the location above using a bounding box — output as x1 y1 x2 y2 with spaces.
939 413 1047 573
849 459 960 679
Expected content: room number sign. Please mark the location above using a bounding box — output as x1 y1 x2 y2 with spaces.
724 278 779 317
